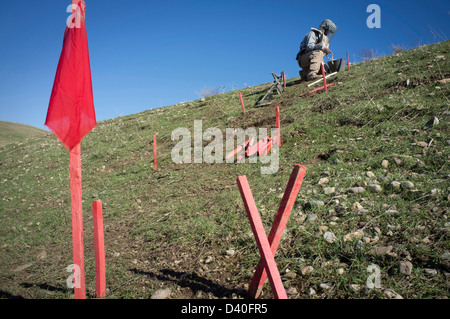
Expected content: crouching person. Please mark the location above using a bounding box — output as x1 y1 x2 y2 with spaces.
296 19 337 81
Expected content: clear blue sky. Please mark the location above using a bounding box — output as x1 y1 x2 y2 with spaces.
0 0 448 130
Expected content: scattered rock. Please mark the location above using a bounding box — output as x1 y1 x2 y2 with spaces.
305 214 318 223
425 116 439 127
369 184 383 192
286 287 298 295
401 181 415 189
343 230 364 242
366 171 375 178
323 231 337 243
424 268 438 276
300 266 314 276
348 187 365 194
225 248 235 257
416 141 428 148
381 160 389 168
388 181 401 191
399 261 413 275
283 272 297 279
349 284 361 292
204 256 214 264
150 288 172 299
319 283 332 290
384 289 403 299
323 187 335 195
318 177 329 185
308 200 325 207
368 246 393 256
351 202 364 211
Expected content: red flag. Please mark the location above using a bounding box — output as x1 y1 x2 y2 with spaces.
45 0 96 149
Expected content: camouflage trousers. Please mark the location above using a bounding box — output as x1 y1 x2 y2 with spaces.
298 50 324 80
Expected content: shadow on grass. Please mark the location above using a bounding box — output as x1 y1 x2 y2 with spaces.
130 268 247 299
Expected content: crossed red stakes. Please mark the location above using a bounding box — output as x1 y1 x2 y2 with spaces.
237 164 307 299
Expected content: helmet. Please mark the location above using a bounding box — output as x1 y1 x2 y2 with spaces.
319 19 337 35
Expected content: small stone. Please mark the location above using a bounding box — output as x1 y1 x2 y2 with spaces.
300 266 314 276
150 288 172 299
366 171 375 178
351 202 364 211
399 261 413 275
320 283 332 290
309 200 325 207
401 181 415 189
204 256 214 264
309 287 317 296
318 177 329 185
425 116 439 127
283 272 297 279
388 181 401 191
323 187 336 195
225 248 235 257
305 214 318 224
348 187 365 194
343 230 364 242
369 184 383 192
424 268 438 276
368 246 393 256
350 284 361 292
323 231 337 243
337 268 345 275
384 289 403 299
286 287 298 295
381 160 389 168
416 141 428 148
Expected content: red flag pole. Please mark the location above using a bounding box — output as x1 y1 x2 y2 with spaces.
69 143 86 299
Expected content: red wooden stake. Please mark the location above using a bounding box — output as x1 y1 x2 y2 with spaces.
153 133 157 170
69 143 86 299
239 91 245 114
237 176 287 299
275 106 281 147
321 64 327 92
248 164 307 299
92 200 106 298
347 51 350 71
298 83 335 97
282 71 286 88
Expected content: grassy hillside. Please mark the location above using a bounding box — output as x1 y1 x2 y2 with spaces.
0 121 47 147
0 41 448 299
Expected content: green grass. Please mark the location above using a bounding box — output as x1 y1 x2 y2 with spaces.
0 41 449 299
0 121 47 147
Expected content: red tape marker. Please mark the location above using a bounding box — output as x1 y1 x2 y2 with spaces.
237 176 288 299
92 200 106 298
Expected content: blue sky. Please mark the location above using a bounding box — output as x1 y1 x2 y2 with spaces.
0 0 448 130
